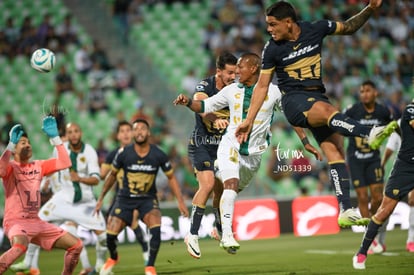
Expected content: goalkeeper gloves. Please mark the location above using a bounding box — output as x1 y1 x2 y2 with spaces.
7 124 24 152
42 116 62 145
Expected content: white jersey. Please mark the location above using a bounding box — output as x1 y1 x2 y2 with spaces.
203 82 281 156
38 141 105 230
50 141 100 203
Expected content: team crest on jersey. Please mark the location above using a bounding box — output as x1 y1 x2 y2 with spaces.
307 97 315 102
42 210 50 216
80 157 86 163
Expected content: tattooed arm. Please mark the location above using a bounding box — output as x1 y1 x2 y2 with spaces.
335 0 382 35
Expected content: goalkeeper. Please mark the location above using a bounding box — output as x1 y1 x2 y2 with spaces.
0 116 82 274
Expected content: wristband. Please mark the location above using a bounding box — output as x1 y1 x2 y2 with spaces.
301 137 310 146
49 136 63 146
6 142 16 152
186 98 193 107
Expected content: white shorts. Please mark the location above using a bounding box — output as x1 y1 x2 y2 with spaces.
217 140 262 191
38 193 106 231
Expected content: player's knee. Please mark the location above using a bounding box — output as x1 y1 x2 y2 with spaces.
12 243 28 254
67 239 83 254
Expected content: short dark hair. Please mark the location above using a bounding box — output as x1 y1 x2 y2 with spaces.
266 1 297 22
361 80 376 89
116 120 132 133
133 119 150 128
216 51 237 70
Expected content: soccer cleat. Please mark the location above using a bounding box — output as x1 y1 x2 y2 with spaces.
220 232 240 254
10 261 30 273
352 253 366 270
337 208 370 228
184 234 201 259
368 239 386 254
210 227 222 241
144 266 157 275
368 121 398 150
99 257 118 275
15 268 40 275
406 242 414 252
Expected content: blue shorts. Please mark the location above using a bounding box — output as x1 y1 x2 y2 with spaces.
348 157 384 188
385 158 414 200
281 90 335 144
110 196 159 226
188 141 218 172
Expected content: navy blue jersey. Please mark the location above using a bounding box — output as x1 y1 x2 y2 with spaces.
398 102 414 164
112 144 173 199
105 146 124 190
261 20 337 93
191 75 230 141
345 102 393 160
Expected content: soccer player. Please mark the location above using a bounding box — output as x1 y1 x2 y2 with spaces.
100 120 149 262
184 51 237 259
381 122 414 252
344 80 394 253
95 119 189 275
174 52 320 252
234 0 398 227
0 116 82 274
12 122 108 275
353 100 414 269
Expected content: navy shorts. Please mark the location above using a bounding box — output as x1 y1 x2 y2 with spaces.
348 157 384 188
188 141 218 172
281 90 335 144
385 158 414 200
110 196 160 226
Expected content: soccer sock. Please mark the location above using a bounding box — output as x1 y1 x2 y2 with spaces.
189 205 205 235
31 244 40 269
106 233 119 261
328 112 371 138
24 243 39 268
213 207 222 234
220 189 237 235
61 223 91 269
133 226 148 252
328 162 351 211
95 232 108 270
358 218 382 255
408 207 414 243
63 239 82 275
147 226 161 267
0 244 27 273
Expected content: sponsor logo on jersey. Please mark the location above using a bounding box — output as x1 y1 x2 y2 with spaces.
283 44 319 61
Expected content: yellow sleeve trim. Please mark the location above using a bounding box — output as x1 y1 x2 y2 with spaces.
327 160 346 165
261 67 275 74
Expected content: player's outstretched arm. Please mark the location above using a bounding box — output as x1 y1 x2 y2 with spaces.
173 94 203 113
166 173 189 217
336 0 382 35
0 124 24 176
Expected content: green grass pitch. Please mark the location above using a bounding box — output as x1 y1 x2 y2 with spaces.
5 228 413 274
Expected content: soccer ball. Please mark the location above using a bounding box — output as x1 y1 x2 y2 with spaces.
30 48 56 73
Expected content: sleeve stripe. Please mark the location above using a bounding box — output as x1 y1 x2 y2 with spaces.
261 67 275 74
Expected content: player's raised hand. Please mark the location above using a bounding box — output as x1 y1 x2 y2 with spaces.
214 119 229 130
368 0 382 9
173 94 190 106
42 116 59 138
235 119 253 144
9 124 24 145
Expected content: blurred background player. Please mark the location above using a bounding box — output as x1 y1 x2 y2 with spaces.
184 52 237 259
95 119 189 275
381 119 414 252
100 120 149 262
12 122 108 275
353 100 414 269
0 117 82 274
344 80 394 253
